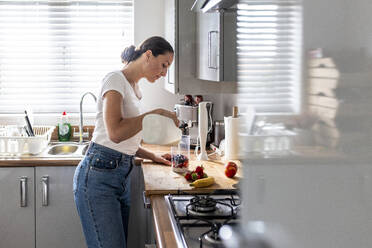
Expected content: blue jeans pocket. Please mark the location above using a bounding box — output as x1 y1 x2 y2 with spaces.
88 153 119 172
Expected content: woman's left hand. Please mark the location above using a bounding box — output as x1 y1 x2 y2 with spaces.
152 154 171 166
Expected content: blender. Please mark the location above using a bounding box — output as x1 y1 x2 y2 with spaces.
174 102 213 148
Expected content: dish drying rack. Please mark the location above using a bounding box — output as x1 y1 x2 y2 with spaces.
0 125 55 156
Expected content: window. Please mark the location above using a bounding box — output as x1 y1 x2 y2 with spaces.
0 0 133 114
237 0 302 114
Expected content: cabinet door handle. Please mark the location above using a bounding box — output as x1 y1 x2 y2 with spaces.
208 30 218 69
142 191 151 209
41 176 49 206
20 176 27 207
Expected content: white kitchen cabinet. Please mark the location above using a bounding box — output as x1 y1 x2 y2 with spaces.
0 167 35 248
0 166 86 248
164 0 236 94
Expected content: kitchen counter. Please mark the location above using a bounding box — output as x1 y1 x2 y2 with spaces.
0 142 84 166
0 143 355 248
0 143 352 168
139 144 241 248
140 144 241 196
140 144 362 195
0 156 82 166
151 195 179 248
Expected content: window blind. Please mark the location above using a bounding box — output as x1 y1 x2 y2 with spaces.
0 0 133 114
237 0 302 114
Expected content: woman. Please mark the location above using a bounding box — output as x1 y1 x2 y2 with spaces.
73 36 178 248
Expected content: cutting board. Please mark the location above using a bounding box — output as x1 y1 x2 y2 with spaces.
140 144 242 196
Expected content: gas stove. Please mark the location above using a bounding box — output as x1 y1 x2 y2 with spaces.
165 190 241 248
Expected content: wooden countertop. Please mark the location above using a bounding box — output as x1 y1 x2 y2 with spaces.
150 195 178 248
140 144 241 248
0 156 82 166
140 144 241 196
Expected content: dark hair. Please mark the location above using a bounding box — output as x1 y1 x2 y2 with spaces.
121 36 174 64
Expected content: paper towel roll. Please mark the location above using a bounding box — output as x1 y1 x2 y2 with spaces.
224 116 240 160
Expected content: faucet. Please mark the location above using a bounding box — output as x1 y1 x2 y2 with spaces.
78 92 97 144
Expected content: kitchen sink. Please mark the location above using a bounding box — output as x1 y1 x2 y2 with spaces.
44 142 89 157
48 144 79 155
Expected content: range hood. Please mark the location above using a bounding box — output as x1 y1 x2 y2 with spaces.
191 0 238 13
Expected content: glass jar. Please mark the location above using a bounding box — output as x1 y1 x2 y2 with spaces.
171 135 190 173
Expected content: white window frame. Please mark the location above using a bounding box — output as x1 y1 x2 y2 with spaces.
0 0 134 125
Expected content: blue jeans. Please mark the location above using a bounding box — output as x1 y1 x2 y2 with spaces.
73 142 134 248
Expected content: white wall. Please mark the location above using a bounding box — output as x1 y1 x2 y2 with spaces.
134 0 181 113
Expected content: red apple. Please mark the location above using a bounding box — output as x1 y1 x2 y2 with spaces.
225 161 238 178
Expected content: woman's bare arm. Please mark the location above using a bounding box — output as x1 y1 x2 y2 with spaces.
135 146 171 166
103 90 179 143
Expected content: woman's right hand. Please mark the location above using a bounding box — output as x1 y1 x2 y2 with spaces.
152 108 180 127
168 110 180 127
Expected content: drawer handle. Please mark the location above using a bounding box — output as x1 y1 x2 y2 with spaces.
142 191 151 209
41 176 49 206
20 176 27 207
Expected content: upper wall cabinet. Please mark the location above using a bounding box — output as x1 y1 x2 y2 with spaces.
164 0 236 95
196 11 237 82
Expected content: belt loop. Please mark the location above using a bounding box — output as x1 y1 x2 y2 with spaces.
125 156 134 179
86 141 93 155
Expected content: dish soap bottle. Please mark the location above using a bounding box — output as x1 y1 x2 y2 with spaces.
58 111 71 141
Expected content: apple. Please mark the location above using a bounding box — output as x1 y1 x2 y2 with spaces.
225 161 238 178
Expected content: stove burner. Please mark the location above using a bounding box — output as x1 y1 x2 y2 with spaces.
204 230 222 244
166 194 240 248
189 196 217 214
199 223 223 246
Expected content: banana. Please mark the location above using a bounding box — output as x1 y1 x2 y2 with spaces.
189 177 215 188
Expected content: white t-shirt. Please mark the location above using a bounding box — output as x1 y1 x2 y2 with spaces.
91 70 142 155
